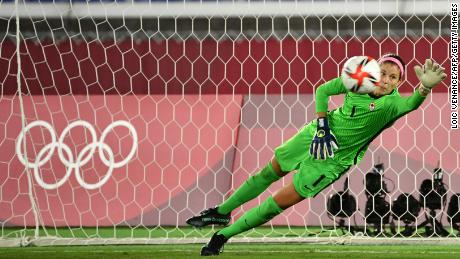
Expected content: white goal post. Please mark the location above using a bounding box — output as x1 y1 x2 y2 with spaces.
0 0 458 247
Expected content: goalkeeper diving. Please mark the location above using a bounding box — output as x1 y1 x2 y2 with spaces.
186 54 447 256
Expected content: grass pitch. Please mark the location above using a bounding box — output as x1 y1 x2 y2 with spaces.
2 244 460 258
3 227 460 258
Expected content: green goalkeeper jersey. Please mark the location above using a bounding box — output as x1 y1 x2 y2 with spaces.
315 77 426 166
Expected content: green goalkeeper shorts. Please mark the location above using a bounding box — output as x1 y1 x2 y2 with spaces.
274 124 350 198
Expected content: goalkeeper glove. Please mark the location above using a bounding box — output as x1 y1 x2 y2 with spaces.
309 117 339 160
414 59 447 91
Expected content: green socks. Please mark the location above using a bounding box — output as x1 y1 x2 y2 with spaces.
218 195 283 239
217 163 281 215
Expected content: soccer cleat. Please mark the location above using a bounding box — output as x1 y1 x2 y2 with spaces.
186 207 231 228
200 232 228 256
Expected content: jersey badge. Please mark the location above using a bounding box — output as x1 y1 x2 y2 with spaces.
369 102 375 111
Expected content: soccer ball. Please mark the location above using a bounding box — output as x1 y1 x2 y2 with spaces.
341 56 381 94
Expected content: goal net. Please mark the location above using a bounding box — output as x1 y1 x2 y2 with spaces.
0 0 458 246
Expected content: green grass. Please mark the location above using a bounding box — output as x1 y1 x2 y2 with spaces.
3 227 460 258
2 244 460 259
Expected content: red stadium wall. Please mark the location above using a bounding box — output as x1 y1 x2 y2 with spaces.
0 37 450 95
0 95 242 226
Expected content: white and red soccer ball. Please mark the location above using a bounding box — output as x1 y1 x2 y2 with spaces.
341 56 381 94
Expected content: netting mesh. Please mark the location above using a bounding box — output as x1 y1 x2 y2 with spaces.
0 0 458 246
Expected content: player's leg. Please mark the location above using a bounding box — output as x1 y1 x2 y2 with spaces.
218 181 303 238
200 181 303 256
211 162 332 243
217 157 288 214
200 159 350 256
186 158 287 227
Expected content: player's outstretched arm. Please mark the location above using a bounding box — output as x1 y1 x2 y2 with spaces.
414 59 447 96
391 59 447 116
309 78 345 160
314 77 348 112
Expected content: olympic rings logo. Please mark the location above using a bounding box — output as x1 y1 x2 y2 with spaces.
15 120 138 190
